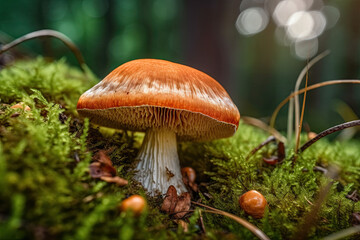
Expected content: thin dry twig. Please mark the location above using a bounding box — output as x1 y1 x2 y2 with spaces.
0 29 87 72
299 120 360 154
293 50 330 142
198 209 206 234
270 80 360 129
287 95 294 142
242 116 286 143
295 64 309 154
246 136 276 160
191 201 270 240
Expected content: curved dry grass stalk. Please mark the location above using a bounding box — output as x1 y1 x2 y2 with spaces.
242 116 286 143
295 67 309 154
246 136 276 160
299 120 360 153
192 201 270 240
270 80 360 129
0 29 87 72
322 225 360 240
293 50 330 142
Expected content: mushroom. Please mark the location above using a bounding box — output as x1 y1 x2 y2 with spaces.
77 59 240 196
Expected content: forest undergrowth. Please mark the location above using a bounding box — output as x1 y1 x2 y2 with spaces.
0 58 359 240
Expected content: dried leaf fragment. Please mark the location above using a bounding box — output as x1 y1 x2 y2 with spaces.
161 185 191 219
89 150 127 187
161 185 178 213
173 192 191 219
89 161 115 178
166 167 175 181
93 150 113 166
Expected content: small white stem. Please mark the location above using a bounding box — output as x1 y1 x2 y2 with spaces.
134 128 187 196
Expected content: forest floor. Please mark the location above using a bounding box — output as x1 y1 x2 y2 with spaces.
0 58 359 240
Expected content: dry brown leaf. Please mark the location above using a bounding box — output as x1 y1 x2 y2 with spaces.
89 151 116 178
93 150 113 166
89 161 115 178
161 185 191 219
161 185 178 213
173 192 191 219
89 151 127 187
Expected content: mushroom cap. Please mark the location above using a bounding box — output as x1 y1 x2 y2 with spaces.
77 59 240 141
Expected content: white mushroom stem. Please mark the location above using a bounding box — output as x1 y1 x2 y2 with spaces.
134 128 187 196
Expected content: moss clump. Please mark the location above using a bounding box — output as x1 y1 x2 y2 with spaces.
0 58 359 239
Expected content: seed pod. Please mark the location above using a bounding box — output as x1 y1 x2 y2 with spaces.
119 195 146 215
239 190 267 219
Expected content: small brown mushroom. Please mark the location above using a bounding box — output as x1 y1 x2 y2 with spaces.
119 195 147 215
181 167 198 192
239 190 267 219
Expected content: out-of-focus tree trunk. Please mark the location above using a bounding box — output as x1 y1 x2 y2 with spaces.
182 0 231 88
97 0 116 76
344 0 360 115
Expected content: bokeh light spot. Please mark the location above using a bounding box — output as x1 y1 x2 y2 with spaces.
273 0 299 26
322 5 340 29
293 38 318 59
236 7 269 36
286 11 314 40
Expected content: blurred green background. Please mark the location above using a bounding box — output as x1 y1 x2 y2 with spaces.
0 0 359 134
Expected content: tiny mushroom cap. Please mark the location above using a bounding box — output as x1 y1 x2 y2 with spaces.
77 59 240 196
239 190 267 219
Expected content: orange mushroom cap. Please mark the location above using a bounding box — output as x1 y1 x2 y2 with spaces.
77 59 240 141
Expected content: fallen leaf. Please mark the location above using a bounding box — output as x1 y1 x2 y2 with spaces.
161 185 178 213
173 192 191 219
161 185 191 219
89 161 115 178
89 150 127 187
93 150 113 166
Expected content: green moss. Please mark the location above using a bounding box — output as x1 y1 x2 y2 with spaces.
0 58 359 239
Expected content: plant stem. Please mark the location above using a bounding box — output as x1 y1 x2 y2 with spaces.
293 50 330 144
242 116 286 143
191 201 270 240
0 29 87 72
246 136 276 160
299 120 360 153
270 80 360 129
294 64 309 155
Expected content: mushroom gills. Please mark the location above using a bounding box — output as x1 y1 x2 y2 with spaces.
135 128 187 196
